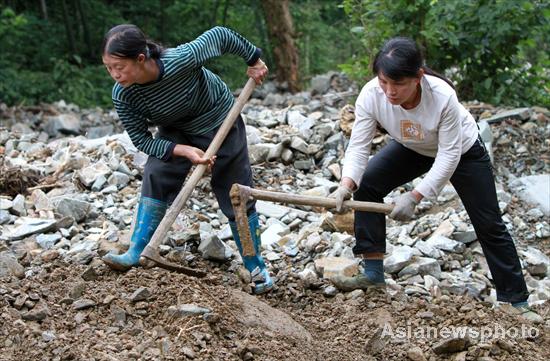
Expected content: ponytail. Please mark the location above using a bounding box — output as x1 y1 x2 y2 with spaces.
422 66 455 90
146 40 163 59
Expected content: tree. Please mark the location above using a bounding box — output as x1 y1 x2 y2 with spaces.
261 0 300 92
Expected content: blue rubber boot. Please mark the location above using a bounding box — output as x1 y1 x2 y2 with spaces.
331 259 385 291
229 212 273 294
102 197 167 271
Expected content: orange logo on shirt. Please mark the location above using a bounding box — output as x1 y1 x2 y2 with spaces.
400 120 424 141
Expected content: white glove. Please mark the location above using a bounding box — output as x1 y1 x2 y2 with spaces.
389 192 419 221
329 185 353 213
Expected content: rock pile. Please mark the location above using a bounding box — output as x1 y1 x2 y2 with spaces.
0 73 549 360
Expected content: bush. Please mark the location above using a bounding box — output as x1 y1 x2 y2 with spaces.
342 0 549 107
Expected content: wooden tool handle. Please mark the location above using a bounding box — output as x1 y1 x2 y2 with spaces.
241 186 394 214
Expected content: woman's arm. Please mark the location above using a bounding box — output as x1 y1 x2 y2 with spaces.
414 94 463 199
182 26 261 69
341 88 379 189
114 97 176 161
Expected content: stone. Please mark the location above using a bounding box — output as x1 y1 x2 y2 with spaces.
181 347 196 359
384 246 416 274
314 257 359 279
328 163 341 180
255 200 290 219
0 209 11 225
36 233 62 250
483 107 531 123
290 136 309 154
431 220 455 238
323 285 338 297
520 247 549 276
77 161 111 187
45 113 81 136
398 257 441 279
21 307 48 321
294 159 314 170
130 287 151 302
73 299 96 310
415 240 443 259
11 194 26 216
54 197 90 223
41 331 56 342
167 304 211 318
0 251 25 278
509 175 550 215
453 230 477 244
198 235 232 261
107 171 130 188
30 189 51 211
426 235 465 253
339 104 355 137
478 120 494 161
310 73 334 94
6 218 57 241
407 346 427 361
231 290 312 341
298 268 319 288
259 222 287 249
80 266 99 281
86 125 114 139
432 336 470 354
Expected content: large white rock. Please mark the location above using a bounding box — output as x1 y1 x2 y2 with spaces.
314 256 359 279
255 200 291 219
426 234 465 253
509 174 550 216
385 246 416 274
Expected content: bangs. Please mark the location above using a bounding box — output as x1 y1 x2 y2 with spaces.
374 55 416 81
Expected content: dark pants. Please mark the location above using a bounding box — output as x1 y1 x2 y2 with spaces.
353 139 528 303
141 115 255 221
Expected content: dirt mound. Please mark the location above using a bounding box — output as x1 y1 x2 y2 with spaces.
1 258 548 360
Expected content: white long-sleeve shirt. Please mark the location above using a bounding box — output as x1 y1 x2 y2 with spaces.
342 75 478 199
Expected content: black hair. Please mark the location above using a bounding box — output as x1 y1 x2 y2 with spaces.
102 24 163 59
373 37 455 89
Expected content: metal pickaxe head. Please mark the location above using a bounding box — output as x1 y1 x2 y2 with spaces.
230 184 256 257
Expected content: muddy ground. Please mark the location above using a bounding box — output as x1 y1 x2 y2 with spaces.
1 251 549 361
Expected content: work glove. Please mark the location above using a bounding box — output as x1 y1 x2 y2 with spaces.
329 185 353 213
389 192 419 221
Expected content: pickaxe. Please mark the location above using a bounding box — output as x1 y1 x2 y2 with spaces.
229 184 394 257
139 78 257 276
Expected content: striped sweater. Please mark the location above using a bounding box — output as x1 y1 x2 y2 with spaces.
111 26 261 161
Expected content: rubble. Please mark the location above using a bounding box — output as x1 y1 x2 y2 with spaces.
0 75 549 360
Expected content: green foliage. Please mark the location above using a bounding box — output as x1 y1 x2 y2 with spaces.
342 0 549 107
0 1 360 106
292 1 362 81
2 1 546 108
0 7 28 67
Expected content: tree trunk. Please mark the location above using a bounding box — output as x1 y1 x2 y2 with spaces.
251 0 273 68
211 0 221 26
76 0 93 60
40 0 48 20
261 0 300 92
222 0 230 26
159 0 166 43
61 0 77 55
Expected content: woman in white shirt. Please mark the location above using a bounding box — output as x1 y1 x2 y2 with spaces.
331 37 530 310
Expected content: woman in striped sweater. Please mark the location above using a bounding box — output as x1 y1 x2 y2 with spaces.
101 24 272 294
